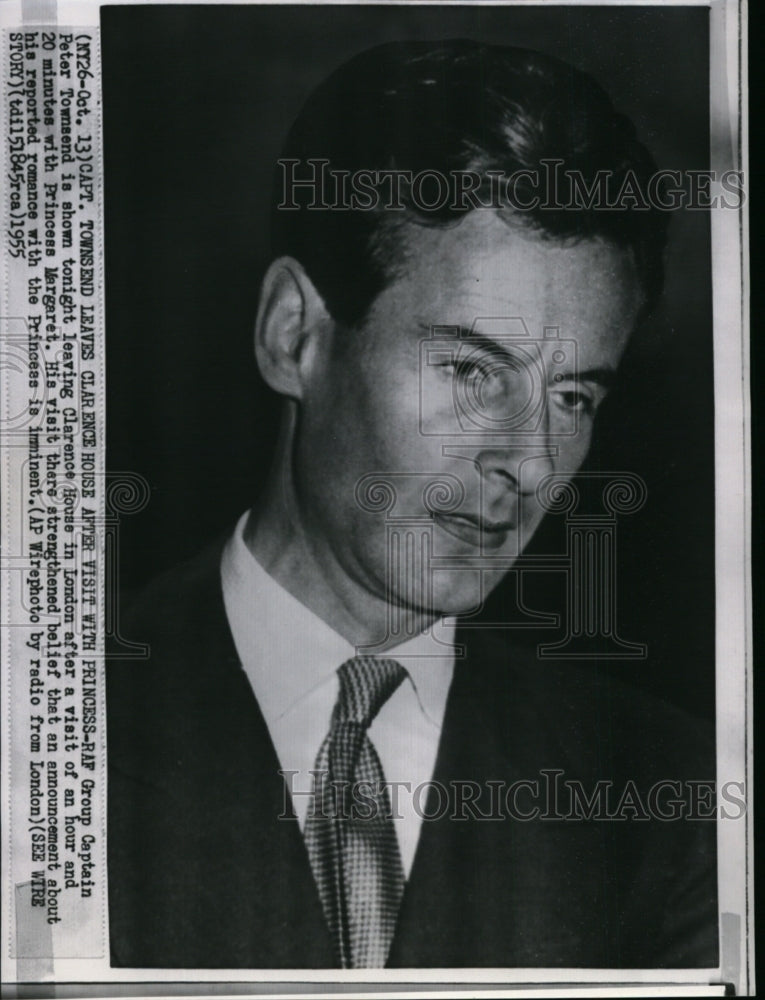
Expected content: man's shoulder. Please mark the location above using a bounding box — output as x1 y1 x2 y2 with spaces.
118 534 230 643
107 533 247 768
461 625 715 780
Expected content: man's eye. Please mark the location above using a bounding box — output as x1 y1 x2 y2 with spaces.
555 390 595 415
441 357 518 381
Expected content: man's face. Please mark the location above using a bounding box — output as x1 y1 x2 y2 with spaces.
294 210 642 619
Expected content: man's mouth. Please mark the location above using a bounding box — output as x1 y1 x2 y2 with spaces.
431 511 516 549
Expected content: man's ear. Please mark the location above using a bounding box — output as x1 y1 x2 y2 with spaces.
254 257 331 398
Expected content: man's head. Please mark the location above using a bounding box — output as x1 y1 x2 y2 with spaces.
252 40 666 635
270 39 667 327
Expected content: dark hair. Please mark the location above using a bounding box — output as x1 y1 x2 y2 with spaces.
271 39 668 327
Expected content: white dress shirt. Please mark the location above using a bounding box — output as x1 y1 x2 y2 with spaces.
220 511 456 877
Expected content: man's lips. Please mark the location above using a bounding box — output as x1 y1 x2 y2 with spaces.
432 511 516 549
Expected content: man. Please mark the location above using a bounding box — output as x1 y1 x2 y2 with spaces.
107 40 717 969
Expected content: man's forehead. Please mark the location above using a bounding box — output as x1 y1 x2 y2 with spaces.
387 210 643 331
401 210 636 284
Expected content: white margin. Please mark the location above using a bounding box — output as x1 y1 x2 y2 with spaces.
0 0 750 994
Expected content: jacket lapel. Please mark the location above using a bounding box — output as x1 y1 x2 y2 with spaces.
386 631 614 968
109 540 336 968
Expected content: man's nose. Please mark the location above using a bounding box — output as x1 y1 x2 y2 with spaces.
475 401 557 496
475 438 556 497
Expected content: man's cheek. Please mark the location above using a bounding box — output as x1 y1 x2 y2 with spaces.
417 395 462 437
554 433 593 477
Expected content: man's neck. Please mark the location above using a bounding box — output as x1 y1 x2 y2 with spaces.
243 482 438 653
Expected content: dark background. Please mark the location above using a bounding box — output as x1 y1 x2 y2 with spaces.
101 5 714 719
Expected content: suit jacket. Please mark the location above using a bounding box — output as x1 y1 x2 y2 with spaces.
107 540 718 969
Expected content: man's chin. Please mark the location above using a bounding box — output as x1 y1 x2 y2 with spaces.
426 569 511 619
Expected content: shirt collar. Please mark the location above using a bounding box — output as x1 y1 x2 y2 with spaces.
221 511 455 728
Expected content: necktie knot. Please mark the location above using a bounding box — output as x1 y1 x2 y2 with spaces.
335 656 407 730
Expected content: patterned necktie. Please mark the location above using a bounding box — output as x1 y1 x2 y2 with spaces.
305 656 408 968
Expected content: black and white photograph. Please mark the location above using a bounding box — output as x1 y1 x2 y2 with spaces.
0 0 750 994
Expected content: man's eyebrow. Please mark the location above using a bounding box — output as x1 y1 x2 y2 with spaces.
556 367 617 389
556 368 616 389
417 322 524 368
417 322 617 387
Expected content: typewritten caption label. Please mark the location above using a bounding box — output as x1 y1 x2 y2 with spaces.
2 28 105 960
